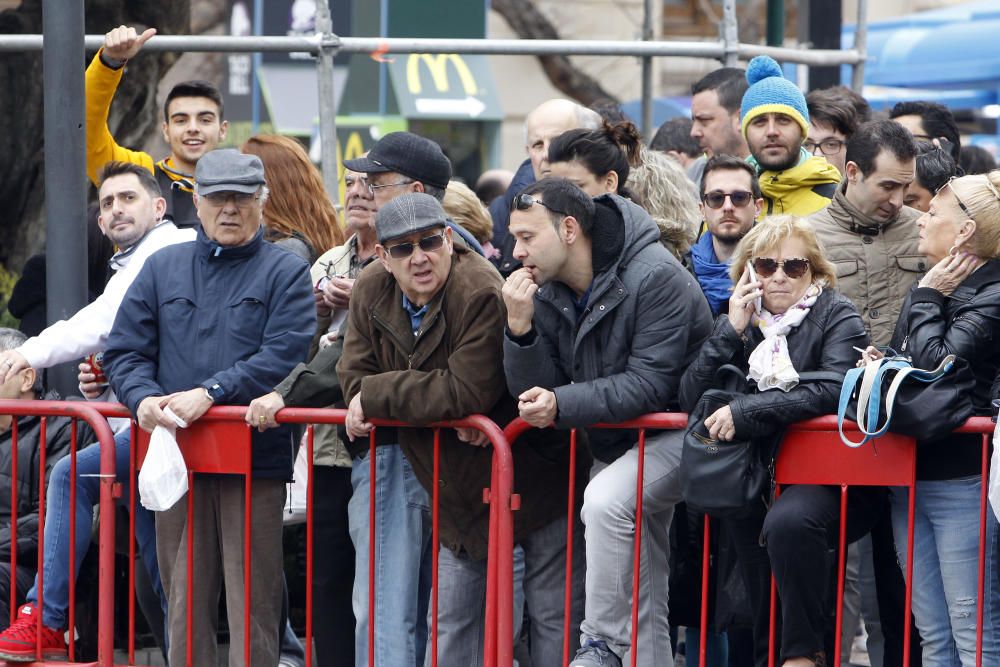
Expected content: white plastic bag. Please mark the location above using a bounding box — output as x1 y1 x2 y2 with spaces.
138 412 189 512
283 439 310 525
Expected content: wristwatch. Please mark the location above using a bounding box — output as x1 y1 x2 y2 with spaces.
203 382 224 403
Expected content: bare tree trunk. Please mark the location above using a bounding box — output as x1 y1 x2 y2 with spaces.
491 0 620 106
0 0 192 273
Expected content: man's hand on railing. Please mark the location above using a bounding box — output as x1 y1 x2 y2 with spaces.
517 386 557 428
137 394 180 432
456 427 489 447
166 388 214 428
345 393 373 441
246 391 285 432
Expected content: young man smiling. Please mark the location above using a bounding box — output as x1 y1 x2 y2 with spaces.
86 24 229 228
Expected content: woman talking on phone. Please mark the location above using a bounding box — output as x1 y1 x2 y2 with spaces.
680 215 870 667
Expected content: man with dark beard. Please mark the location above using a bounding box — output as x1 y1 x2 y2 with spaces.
740 56 840 217
689 155 763 314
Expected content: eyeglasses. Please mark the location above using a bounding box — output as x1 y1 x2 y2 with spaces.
367 179 414 196
803 139 846 156
202 192 259 208
751 256 811 279
384 231 447 259
511 193 568 217
702 190 754 209
939 175 976 221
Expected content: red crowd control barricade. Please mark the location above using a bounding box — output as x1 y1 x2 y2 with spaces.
769 416 918 667
502 414 998 667
0 399 120 667
503 413 689 667
125 406 514 667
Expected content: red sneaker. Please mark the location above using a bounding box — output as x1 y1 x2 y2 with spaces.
0 603 67 661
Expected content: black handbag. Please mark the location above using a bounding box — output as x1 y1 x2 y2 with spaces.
681 365 842 518
837 353 976 446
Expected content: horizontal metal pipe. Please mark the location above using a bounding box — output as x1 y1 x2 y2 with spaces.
0 33 865 65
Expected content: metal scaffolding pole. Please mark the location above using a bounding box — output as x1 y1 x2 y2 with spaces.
640 0 654 140
314 0 340 204
722 0 739 67
42 0 88 398
852 0 869 92
0 34 865 66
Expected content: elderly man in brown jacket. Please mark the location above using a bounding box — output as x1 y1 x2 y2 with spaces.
811 119 924 347
337 192 584 667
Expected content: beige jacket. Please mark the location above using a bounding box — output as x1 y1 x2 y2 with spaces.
810 184 925 347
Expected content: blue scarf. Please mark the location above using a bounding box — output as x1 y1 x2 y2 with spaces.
689 232 734 315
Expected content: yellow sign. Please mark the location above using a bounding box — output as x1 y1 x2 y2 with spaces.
406 54 477 95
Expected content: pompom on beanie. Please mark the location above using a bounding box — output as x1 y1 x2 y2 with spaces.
740 55 810 139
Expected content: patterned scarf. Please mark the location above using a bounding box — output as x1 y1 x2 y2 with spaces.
748 283 822 391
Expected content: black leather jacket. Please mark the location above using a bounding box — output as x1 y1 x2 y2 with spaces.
890 259 1000 479
680 288 867 439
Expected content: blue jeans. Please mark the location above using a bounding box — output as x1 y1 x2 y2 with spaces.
348 445 432 667
890 478 1000 667
27 428 163 630
429 516 578 667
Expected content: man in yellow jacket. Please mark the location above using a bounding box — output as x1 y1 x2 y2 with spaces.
740 55 840 218
86 25 228 228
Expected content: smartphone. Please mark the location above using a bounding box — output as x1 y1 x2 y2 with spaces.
745 261 762 315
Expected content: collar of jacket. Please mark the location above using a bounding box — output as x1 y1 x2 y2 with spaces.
156 158 194 192
753 151 841 194
536 198 630 324
826 181 904 234
195 224 264 260
108 220 178 272
956 258 1000 293
366 246 473 364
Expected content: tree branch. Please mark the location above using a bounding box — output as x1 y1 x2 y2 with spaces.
491 0 620 107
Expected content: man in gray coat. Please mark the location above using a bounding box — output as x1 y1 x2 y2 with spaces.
502 177 713 667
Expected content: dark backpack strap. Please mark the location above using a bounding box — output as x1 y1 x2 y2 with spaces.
155 165 199 229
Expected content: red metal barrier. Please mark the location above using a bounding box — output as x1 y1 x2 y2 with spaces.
503 413 689 667
503 413 998 667
120 406 516 667
0 399 120 667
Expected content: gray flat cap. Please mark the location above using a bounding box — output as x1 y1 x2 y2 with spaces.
376 192 448 244
195 149 266 195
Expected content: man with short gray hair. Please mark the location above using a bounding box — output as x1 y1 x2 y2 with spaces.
104 148 315 666
492 99 602 275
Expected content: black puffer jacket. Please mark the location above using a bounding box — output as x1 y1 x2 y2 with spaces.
679 288 867 437
0 394 78 563
890 259 1000 480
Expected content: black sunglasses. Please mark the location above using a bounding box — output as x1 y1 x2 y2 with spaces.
384 232 447 259
752 257 811 279
512 193 568 217
702 190 754 209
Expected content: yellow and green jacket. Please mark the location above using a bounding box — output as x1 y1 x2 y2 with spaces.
749 148 841 218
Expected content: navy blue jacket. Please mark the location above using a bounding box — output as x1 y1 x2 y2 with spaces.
105 226 315 479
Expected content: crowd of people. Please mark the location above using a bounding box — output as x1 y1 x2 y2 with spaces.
0 21 999 667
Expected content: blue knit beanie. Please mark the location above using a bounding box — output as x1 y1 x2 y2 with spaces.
740 56 809 139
